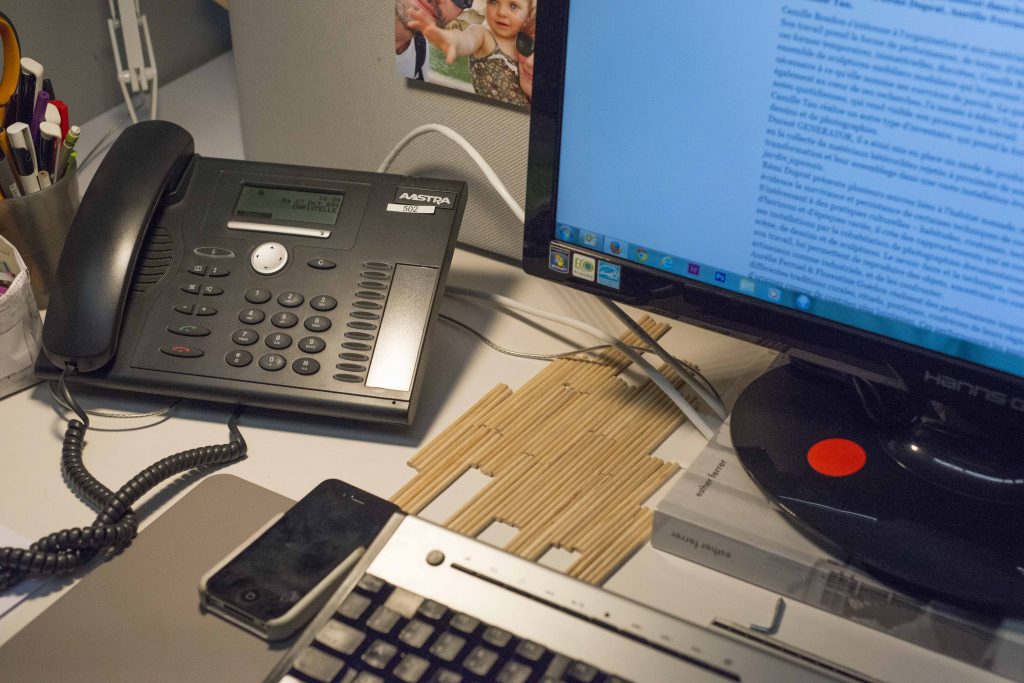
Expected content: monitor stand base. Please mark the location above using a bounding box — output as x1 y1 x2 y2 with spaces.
730 359 1024 616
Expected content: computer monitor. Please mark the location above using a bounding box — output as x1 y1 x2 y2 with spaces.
523 1 1024 613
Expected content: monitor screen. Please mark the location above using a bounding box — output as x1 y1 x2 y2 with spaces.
552 0 1024 379
523 1 1024 613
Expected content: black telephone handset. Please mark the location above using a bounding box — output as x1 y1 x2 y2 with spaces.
43 121 194 372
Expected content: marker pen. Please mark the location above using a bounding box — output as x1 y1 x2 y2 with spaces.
37 121 61 175
11 147 39 194
16 58 42 124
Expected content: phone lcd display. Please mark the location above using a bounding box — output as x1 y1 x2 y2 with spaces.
234 185 343 225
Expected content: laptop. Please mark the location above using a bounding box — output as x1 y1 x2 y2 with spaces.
0 475 853 682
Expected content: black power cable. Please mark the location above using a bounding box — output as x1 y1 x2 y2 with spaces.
0 366 248 593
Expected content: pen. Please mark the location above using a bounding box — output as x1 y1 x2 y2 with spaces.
29 89 49 145
49 99 69 139
54 124 79 181
64 149 77 177
45 102 60 126
37 121 61 175
0 147 21 198
16 57 42 124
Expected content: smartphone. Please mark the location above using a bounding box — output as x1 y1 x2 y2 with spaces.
199 479 399 641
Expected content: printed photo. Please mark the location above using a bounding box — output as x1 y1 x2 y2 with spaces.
395 0 537 109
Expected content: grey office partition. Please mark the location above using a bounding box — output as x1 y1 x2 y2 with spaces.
228 0 530 261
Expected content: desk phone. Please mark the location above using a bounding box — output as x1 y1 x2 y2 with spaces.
37 121 466 424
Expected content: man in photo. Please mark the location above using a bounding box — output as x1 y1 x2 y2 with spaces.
395 0 472 80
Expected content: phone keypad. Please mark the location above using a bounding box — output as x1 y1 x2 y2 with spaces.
159 261 398 387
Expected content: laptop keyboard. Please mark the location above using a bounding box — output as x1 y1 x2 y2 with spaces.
282 573 629 683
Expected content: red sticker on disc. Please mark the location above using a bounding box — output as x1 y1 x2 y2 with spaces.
807 438 867 477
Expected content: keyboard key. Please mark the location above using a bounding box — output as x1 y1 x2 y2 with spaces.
429 632 466 662
358 575 386 594
463 645 499 677
515 639 546 662
398 619 434 649
366 606 401 635
392 654 430 682
384 587 424 619
293 647 345 682
567 660 598 682
482 625 513 648
449 613 480 635
544 654 571 679
316 619 365 655
495 661 533 683
338 592 372 621
417 599 447 621
361 639 398 670
353 673 384 683
428 670 463 683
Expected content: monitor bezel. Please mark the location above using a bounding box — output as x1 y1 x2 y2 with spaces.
522 1 1024 423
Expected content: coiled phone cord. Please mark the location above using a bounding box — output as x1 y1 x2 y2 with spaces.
0 366 248 593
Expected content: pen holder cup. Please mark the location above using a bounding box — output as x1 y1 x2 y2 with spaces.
0 169 79 310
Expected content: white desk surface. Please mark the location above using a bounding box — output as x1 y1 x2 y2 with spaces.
0 53 1017 682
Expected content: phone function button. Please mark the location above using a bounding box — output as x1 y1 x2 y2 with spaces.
341 342 373 352
333 373 363 383
308 258 337 270
160 344 204 358
225 350 253 367
250 242 288 275
201 285 224 296
363 261 393 271
277 291 304 307
358 280 388 290
168 324 211 337
239 308 266 324
174 303 195 315
240 589 260 603
339 352 369 362
266 332 292 350
292 358 320 375
245 288 272 304
299 336 326 354
304 316 332 332
194 246 235 258
355 290 385 300
232 329 259 346
187 264 207 275
258 354 287 371
196 305 217 316
345 331 375 341
350 311 380 321
348 321 377 331
360 271 391 281
207 266 230 277
310 295 337 311
271 312 299 328
336 362 367 372
181 283 202 295
352 301 383 311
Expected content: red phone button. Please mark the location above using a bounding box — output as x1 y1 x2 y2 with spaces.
160 344 204 358
807 438 866 477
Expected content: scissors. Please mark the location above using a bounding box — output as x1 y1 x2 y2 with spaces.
0 10 21 127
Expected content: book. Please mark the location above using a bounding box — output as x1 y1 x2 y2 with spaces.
652 420 1024 680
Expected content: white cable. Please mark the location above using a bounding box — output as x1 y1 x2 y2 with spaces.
447 286 718 440
378 124 525 224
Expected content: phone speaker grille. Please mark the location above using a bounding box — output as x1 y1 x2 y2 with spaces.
131 226 174 298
